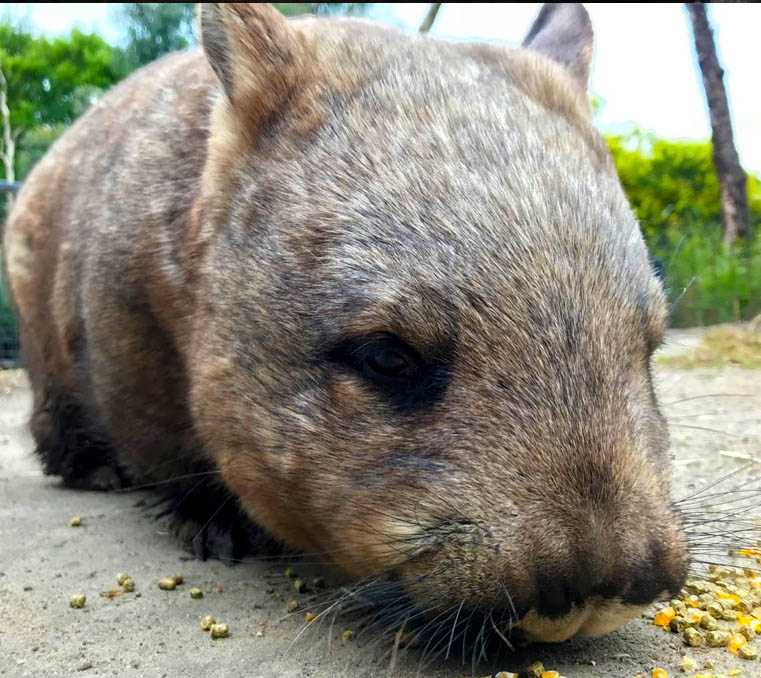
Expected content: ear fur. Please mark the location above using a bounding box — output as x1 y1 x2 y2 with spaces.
199 3 305 124
522 3 594 88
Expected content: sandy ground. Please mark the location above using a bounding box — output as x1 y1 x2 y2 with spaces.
1 328 760 678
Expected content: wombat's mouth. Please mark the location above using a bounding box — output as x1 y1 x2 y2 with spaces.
517 598 651 642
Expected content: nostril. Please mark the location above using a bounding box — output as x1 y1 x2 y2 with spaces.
535 572 589 618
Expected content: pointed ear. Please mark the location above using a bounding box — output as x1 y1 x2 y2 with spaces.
199 3 305 123
522 3 593 88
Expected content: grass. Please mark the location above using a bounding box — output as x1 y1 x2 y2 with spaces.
657 321 761 369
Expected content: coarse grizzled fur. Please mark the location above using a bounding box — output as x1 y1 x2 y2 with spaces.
3 3 688 642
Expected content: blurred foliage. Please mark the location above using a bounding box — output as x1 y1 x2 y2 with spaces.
0 24 125 138
606 130 761 327
116 3 196 69
274 3 371 17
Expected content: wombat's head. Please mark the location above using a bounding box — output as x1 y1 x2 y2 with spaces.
191 3 688 643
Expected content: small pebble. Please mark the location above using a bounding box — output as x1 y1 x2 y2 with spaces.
294 579 307 593
201 615 215 631
189 587 203 599
158 578 176 591
70 516 82 527
69 594 86 608
312 576 326 589
284 568 297 579
286 599 299 613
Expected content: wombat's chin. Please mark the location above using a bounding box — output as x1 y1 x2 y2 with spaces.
518 599 649 643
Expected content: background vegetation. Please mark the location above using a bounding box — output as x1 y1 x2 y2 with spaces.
0 3 758 362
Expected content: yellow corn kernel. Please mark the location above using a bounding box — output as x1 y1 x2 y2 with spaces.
652 669 668 678
683 596 699 607
718 592 742 604
305 613 316 623
730 633 748 654
653 607 676 629
540 673 560 678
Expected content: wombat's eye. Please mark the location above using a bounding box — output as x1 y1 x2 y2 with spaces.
327 333 420 384
364 346 415 380
327 333 451 410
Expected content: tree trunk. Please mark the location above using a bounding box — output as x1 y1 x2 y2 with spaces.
686 2 750 244
419 3 442 34
0 64 15 210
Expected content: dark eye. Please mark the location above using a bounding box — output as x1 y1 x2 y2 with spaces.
327 333 421 385
364 346 415 380
326 332 452 411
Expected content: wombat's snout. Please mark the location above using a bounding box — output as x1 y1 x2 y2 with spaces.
520 527 689 640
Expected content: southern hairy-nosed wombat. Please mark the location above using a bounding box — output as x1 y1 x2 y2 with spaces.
3 3 688 643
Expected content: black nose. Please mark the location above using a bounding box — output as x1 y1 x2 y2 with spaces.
535 570 594 618
532 541 680 619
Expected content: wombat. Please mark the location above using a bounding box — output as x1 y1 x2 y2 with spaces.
3 3 688 644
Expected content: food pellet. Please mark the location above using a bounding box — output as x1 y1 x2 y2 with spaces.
170 574 183 585
286 600 299 613
312 576 326 589
255 628 264 637
201 615 215 631
69 594 86 608
494 673 519 678
342 629 355 643
740 624 756 640
209 623 228 639
189 587 202 599
284 568 297 579
305 613 316 623
669 616 690 633
680 656 695 671
158 578 176 591
294 579 307 593
525 662 545 678
70 516 82 527
116 573 130 586
699 614 718 630
739 643 758 660
122 578 135 593
706 630 732 647
683 627 704 647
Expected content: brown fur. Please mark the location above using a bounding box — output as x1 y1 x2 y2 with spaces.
3 3 687 642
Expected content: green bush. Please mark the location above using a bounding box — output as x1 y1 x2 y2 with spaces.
607 130 761 327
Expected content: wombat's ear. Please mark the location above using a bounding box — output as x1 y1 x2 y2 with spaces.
522 3 593 88
199 3 303 118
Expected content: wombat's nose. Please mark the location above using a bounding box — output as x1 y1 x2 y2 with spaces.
535 570 594 618
533 541 674 619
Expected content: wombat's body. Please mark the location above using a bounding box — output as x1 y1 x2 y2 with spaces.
4 4 688 644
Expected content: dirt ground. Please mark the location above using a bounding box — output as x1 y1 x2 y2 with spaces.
1 327 760 678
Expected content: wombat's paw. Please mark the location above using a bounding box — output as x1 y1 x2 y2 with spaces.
64 465 126 491
162 486 276 564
